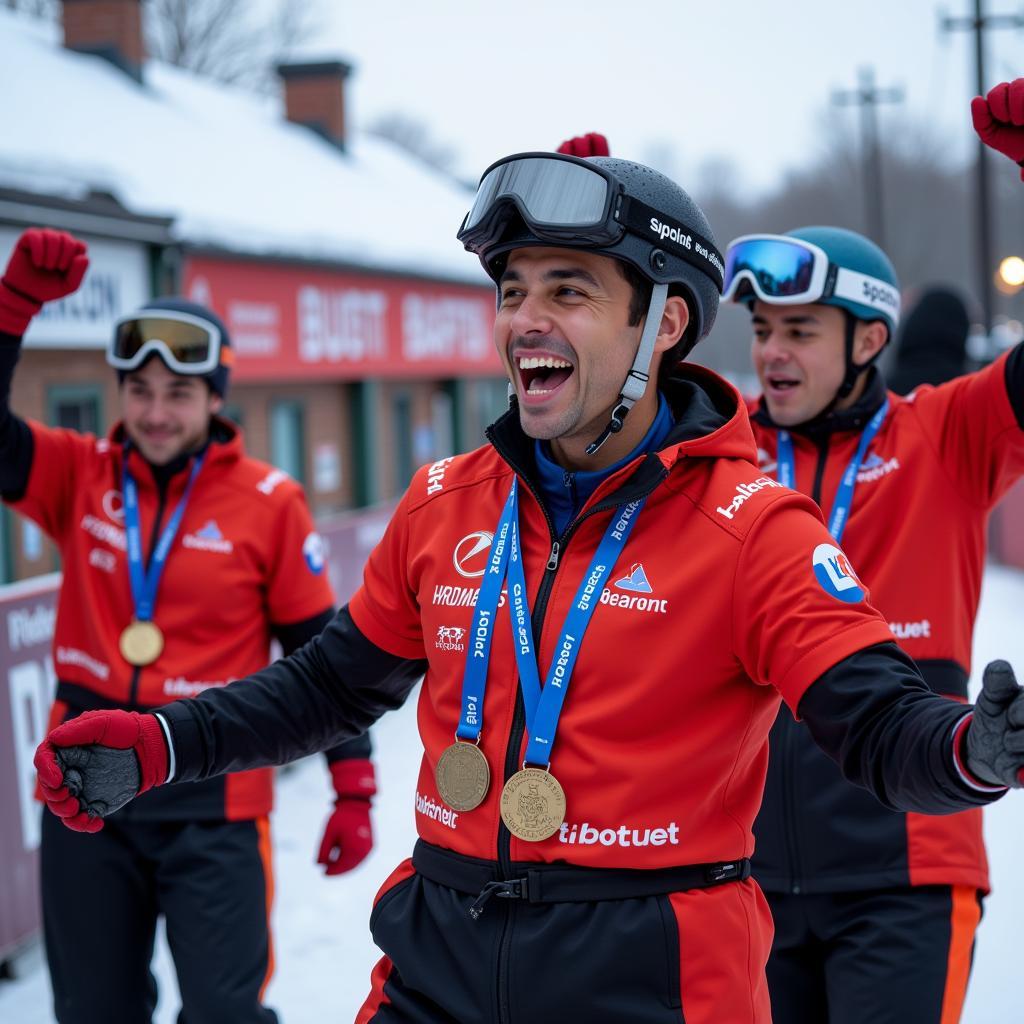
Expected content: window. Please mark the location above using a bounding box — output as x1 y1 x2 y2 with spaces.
269 400 306 485
392 390 414 492
47 384 103 434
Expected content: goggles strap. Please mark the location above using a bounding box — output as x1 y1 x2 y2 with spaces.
586 283 668 456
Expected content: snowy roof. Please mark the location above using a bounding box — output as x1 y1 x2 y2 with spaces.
0 10 488 286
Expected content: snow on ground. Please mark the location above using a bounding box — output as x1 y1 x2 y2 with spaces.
2 565 1023 1022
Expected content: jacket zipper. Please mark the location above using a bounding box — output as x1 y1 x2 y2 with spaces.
490 448 666 1024
127 481 168 707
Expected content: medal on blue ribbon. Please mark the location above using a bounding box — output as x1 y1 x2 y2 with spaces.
118 446 206 667
437 476 647 843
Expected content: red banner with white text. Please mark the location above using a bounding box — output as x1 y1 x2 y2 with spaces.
183 257 499 381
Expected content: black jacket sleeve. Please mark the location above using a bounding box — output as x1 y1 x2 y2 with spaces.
798 642 1001 814
160 605 424 782
1007 340 1024 429
273 608 373 762
0 331 34 500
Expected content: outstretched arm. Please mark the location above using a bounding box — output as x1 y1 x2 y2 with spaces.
34 606 426 831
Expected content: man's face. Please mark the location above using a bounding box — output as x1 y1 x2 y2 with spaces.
120 356 221 465
750 300 849 426
494 247 640 443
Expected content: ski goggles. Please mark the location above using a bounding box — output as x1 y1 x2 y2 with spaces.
722 234 900 322
458 152 725 289
107 309 233 375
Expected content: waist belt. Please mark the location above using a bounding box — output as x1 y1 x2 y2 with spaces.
412 839 752 920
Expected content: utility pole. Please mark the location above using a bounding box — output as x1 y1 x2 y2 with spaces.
941 0 1024 336
833 67 903 251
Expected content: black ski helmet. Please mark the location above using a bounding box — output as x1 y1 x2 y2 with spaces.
459 152 723 356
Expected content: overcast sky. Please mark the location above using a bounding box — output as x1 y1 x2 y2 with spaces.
308 0 1022 196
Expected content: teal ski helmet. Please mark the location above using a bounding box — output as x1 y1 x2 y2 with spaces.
724 225 900 401
785 226 900 341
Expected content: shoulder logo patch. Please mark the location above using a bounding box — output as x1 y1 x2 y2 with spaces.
812 543 866 603
303 531 326 575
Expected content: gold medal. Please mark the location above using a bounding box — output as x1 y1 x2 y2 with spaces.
119 620 164 667
500 767 566 842
435 741 491 811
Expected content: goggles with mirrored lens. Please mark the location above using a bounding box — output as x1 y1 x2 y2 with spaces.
459 152 623 251
459 152 726 293
108 310 231 375
723 234 900 322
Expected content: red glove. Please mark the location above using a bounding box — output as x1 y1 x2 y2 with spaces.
0 228 89 336
316 758 376 875
34 710 169 832
557 132 610 158
971 79 1024 181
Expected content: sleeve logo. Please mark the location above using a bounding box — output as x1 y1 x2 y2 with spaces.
302 531 326 575
812 543 866 604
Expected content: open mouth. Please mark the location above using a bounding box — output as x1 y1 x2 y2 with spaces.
517 355 574 398
766 374 801 393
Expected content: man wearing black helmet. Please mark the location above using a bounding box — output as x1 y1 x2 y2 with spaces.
30 147 1024 1023
0 227 377 1024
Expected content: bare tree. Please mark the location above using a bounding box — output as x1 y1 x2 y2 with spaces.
143 0 322 92
367 113 470 187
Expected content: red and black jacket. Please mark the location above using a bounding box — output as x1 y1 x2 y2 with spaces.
0 333 370 821
152 366 1000 1013
749 343 1024 894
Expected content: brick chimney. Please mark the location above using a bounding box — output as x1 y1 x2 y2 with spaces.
62 0 144 83
277 61 353 151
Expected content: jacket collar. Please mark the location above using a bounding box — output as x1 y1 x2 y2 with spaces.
111 416 242 492
752 367 889 441
487 364 758 515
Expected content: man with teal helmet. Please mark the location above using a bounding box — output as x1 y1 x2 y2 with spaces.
723 105 1024 1022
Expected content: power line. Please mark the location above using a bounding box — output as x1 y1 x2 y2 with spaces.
833 67 904 251
940 0 1024 335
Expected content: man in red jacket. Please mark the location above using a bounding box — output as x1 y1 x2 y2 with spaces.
31 134 1024 1021
0 229 377 1024
720 79 1024 1024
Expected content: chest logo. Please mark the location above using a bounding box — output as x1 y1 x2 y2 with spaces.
614 563 653 594
453 532 493 578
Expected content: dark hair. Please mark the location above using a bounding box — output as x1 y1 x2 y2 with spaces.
615 260 694 386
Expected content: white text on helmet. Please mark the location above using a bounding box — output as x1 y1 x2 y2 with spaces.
649 217 692 250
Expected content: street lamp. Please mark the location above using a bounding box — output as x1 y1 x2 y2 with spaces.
998 256 1024 289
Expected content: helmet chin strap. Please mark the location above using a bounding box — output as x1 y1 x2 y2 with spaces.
586 284 669 457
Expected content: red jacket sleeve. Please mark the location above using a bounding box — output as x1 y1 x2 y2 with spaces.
347 485 425 661
732 495 896 713
907 347 1024 507
264 485 336 625
9 420 96 542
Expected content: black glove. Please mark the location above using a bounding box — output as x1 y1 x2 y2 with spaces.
56 745 141 819
965 660 1024 789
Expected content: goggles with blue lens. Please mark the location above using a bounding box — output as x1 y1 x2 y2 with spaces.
723 234 900 324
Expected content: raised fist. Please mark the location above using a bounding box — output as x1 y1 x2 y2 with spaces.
557 133 610 158
0 227 89 336
971 79 1024 181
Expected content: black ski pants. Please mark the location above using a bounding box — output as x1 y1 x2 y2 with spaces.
40 810 278 1024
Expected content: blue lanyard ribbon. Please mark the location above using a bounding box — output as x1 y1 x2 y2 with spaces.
122 447 206 622
776 398 888 544
456 477 646 768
